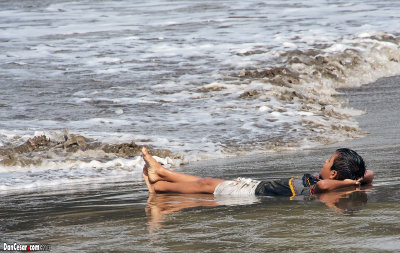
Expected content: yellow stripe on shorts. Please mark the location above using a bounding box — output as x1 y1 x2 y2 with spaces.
289 177 296 200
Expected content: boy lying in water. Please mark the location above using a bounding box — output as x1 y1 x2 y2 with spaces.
141 147 374 197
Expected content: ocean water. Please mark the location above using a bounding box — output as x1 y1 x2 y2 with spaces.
1 0 400 192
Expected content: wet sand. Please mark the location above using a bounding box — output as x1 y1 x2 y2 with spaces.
1 76 400 252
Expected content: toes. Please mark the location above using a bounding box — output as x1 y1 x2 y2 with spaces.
142 147 149 156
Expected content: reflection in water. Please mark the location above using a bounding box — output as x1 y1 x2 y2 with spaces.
145 194 218 234
316 186 372 215
145 187 372 232
3 181 398 251
145 193 261 234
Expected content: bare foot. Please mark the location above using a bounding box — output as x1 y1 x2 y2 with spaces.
142 147 163 183
142 164 155 193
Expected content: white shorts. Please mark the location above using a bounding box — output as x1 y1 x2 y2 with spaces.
213 177 261 196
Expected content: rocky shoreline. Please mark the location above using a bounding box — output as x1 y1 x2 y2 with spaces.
0 130 182 167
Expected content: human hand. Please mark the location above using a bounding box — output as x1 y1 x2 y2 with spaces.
344 178 363 186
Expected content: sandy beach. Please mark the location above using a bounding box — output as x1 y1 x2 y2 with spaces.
2 75 399 252
2 1 400 251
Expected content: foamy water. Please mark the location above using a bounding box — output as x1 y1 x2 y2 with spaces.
1 0 400 192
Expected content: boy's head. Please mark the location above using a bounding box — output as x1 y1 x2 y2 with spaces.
319 148 366 180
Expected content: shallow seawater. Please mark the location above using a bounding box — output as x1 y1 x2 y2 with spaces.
1 1 400 251
3 75 400 252
2 0 400 195
1 0 400 158
1 148 399 252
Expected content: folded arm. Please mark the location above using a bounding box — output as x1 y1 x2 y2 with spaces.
314 170 374 193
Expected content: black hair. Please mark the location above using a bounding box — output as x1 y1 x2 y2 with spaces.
331 148 366 180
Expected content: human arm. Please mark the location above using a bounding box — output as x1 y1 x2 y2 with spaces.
314 170 374 193
313 178 362 194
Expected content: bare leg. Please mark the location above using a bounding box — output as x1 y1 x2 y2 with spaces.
142 147 202 183
152 177 226 194
141 147 227 194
